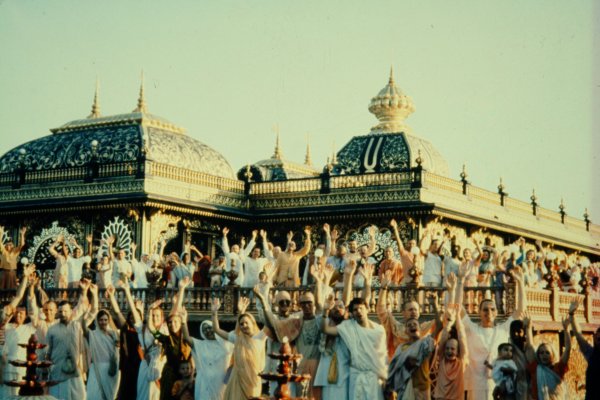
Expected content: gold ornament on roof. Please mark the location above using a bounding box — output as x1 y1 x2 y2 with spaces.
368 66 415 134
87 79 101 119
133 71 148 113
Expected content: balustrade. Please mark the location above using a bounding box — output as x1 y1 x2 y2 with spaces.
2 286 597 325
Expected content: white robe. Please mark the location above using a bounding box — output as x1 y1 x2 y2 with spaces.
86 329 120 400
47 320 87 400
191 336 234 400
222 236 245 286
135 322 168 400
337 319 387 400
463 315 513 400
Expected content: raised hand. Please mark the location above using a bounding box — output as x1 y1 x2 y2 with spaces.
287 231 294 241
89 283 99 296
106 236 115 245
323 264 335 286
360 263 374 282
561 316 570 330
390 218 398 229
80 279 91 291
446 272 457 290
134 299 144 313
345 259 357 276
457 262 468 279
179 276 191 289
211 298 221 313
260 229 267 239
106 285 116 298
381 270 392 289
222 227 229 236
368 225 376 237
331 229 339 241
130 242 137 252
251 230 258 239
568 299 580 315
323 223 330 234
238 297 250 314
20 226 27 235
149 299 163 310
86 234 93 243
310 264 323 283
522 311 531 328
510 266 524 283
240 237 246 248
304 226 312 236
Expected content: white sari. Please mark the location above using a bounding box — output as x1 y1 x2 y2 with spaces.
192 321 234 400
87 328 120 400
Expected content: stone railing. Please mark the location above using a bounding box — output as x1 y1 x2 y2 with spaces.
2 286 597 326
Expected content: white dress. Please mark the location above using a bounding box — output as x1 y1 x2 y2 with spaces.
191 335 234 400
135 322 168 400
86 329 120 400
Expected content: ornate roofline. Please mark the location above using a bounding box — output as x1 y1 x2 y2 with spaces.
51 112 186 135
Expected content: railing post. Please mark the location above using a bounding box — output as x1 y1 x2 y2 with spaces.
584 290 592 323
550 286 560 321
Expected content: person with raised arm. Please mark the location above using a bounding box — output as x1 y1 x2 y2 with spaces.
456 261 527 400
433 292 469 400
390 219 422 286
1 264 37 397
182 318 233 400
82 286 120 400
50 234 70 289
211 293 269 400
242 229 270 288
135 293 167 400
568 299 599 400
105 280 143 400
525 312 571 399
96 237 115 289
273 227 312 288
376 269 437 360
157 277 192 400
0 226 27 290
47 280 99 400
320 257 387 400
220 227 246 286
385 298 443 400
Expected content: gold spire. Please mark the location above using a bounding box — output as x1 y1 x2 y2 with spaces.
389 65 394 85
331 141 338 164
133 70 148 113
304 134 312 166
272 124 282 159
87 79 101 119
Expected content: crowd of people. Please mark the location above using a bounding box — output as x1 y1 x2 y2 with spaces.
0 221 598 400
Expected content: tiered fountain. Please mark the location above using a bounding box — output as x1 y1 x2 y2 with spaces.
4 334 58 399
253 336 312 400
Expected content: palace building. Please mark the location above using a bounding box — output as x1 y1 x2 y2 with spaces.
1 69 598 398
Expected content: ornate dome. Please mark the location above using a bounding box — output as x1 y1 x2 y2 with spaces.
0 86 235 180
332 68 449 177
237 133 319 182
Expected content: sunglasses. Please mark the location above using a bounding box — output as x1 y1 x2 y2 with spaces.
278 300 291 306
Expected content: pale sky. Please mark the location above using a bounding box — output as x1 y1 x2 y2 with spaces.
1 1 598 221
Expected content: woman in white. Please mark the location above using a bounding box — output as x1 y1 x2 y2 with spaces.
188 320 234 400
82 309 120 400
211 296 268 400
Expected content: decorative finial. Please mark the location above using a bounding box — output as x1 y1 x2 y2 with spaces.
459 163 468 181
272 125 282 159
331 141 338 164
133 70 148 113
497 177 505 192
368 68 415 134
530 189 537 203
584 208 589 220
415 149 423 166
87 79 101 118
304 134 312 166
558 198 566 223
243 164 253 181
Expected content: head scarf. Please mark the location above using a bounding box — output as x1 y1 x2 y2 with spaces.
535 343 564 400
200 320 214 340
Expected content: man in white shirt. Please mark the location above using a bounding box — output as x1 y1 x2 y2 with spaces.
243 230 270 288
